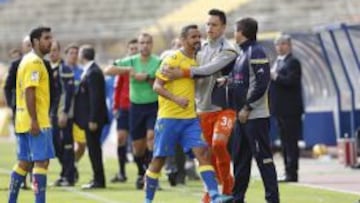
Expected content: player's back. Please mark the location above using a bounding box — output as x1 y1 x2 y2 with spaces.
156 50 197 119
15 52 51 133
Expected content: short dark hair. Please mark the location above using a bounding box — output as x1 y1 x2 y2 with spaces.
65 43 79 54
128 38 138 46
80 45 95 60
236 17 258 41
29 26 51 45
180 24 198 38
208 9 226 25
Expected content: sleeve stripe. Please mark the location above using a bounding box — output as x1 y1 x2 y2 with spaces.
60 73 74 78
223 49 238 55
250 58 269 64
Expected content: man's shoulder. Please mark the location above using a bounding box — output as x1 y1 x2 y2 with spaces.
25 52 42 62
60 63 74 77
201 38 237 54
19 53 44 71
10 58 22 67
61 62 73 71
221 38 237 52
249 43 267 58
163 50 182 61
287 54 300 62
90 62 101 71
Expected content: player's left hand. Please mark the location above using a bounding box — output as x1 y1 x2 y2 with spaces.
162 66 182 80
270 69 278 80
174 96 189 109
30 119 40 136
89 122 98 132
216 77 227 87
238 108 250 124
58 112 68 128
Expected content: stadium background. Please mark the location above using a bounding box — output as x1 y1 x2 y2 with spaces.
0 0 359 202
1 0 360 147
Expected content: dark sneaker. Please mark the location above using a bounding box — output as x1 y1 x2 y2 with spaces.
74 167 79 183
136 175 144 190
167 172 178 187
110 173 128 183
59 178 75 187
52 178 64 187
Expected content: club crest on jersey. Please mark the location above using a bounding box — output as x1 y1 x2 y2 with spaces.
31 71 40 81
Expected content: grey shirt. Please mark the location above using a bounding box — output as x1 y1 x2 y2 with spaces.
191 36 237 113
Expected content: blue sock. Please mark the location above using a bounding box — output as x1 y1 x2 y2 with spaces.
33 168 47 203
8 165 27 203
145 170 160 202
199 165 219 201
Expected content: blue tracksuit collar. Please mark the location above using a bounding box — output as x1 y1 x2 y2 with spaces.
239 40 256 51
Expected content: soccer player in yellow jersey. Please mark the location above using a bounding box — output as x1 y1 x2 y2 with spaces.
144 24 233 203
8 27 54 203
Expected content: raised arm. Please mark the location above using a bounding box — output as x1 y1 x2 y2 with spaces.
103 65 132 76
190 49 237 78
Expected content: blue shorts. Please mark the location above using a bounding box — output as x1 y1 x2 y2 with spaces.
16 128 55 162
116 109 129 130
129 102 158 141
153 118 207 157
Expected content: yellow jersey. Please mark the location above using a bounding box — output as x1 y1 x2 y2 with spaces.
156 50 197 119
15 52 51 133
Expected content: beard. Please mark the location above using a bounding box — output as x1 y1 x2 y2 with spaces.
193 42 201 53
40 45 51 55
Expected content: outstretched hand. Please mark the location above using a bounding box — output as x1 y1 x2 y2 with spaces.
161 65 182 80
238 108 250 124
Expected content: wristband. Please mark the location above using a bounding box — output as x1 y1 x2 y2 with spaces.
183 69 191 78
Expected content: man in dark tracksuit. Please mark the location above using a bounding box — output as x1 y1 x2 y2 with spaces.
49 41 76 186
229 18 279 203
269 34 303 182
4 36 32 116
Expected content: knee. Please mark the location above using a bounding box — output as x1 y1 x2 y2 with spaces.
132 142 146 157
78 143 86 152
146 132 154 150
147 140 154 151
117 131 128 146
34 161 50 169
148 157 165 173
194 148 211 165
212 139 227 154
18 161 32 172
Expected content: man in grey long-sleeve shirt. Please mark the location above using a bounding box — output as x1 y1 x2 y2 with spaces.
163 9 237 202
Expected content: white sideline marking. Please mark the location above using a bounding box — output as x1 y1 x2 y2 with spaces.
0 167 128 203
2 167 359 200
294 182 360 196
62 187 128 203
